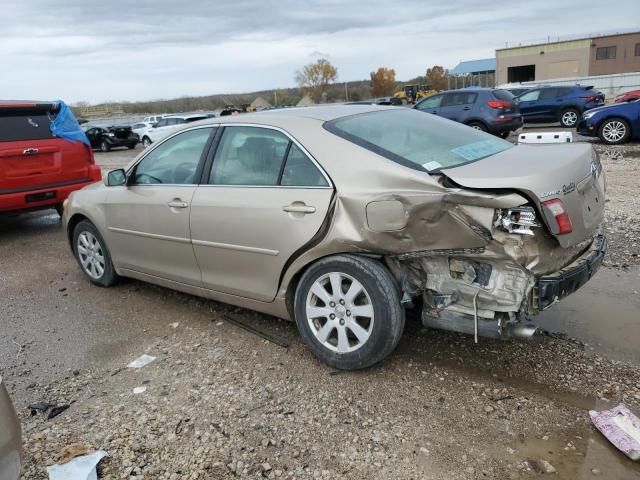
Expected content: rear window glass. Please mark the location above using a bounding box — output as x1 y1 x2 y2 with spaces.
325 109 513 172
0 112 54 142
493 89 514 101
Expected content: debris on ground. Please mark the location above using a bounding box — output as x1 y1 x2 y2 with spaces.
127 354 156 369
590 404 640 461
47 450 107 480
29 401 69 420
528 458 557 474
132 386 147 395
56 443 92 464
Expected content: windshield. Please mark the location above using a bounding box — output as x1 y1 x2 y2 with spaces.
325 109 513 172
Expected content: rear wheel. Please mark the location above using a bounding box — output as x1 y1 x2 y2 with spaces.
72 220 118 287
100 141 110 152
294 255 404 370
498 131 510 139
598 118 630 145
467 121 487 132
142 137 152 148
128 144 136 150
560 108 579 128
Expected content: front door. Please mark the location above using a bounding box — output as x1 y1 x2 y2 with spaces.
190 125 334 302
438 91 478 122
517 89 543 121
104 126 215 286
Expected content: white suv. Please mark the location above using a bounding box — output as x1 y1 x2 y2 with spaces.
140 114 208 148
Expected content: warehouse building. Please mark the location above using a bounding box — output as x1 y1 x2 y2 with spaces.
495 30 640 84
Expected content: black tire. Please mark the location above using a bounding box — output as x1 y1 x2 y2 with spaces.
598 117 630 145
467 121 487 132
498 131 510 139
559 107 580 128
142 137 152 148
294 254 405 370
72 220 118 287
54 204 64 218
128 144 136 150
100 141 110 152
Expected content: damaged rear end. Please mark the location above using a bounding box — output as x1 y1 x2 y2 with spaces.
389 143 606 340
323 108 606 342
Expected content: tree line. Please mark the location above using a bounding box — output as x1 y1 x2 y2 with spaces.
72 60 451 115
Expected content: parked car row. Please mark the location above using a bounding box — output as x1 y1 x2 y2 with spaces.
84 125 139 151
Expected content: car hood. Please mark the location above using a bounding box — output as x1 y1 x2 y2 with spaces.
583 102 628 116
441 143 605 248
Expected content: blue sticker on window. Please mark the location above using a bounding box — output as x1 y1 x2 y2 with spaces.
451 140 507 161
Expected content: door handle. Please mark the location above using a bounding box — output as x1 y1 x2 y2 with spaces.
431 110 438 114
167 199 189 209
463 106 471 111
283 203 316 214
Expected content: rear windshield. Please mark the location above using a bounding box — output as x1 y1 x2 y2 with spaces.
324 109 513 172
0 111 54 142
493 89 514 101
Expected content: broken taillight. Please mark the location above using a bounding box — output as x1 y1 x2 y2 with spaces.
495 206 540 235
542 198 573 235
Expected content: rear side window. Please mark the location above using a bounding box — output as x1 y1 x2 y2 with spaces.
540 88 559 100
442 92 477 106
492 89 514 101
519 89 540 101
0 112 54 142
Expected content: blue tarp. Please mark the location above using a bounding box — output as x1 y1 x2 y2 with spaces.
50 100 90 146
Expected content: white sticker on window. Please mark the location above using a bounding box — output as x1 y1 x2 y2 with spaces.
422 161 442 171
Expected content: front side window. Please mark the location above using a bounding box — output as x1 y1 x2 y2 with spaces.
132 127 213 185
325 109 513 172
596 46 616 60
519 89 540 101
415 94 443 110
540 88 559 100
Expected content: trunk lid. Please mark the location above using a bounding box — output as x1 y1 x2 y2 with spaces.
0 103 95 194
441 143 605 248
109 125 133 140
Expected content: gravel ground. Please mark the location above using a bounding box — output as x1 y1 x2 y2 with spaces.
5 135 640 480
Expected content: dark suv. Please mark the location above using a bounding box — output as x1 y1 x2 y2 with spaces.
413 88 522 138
517 85 605 127
85 126 138 152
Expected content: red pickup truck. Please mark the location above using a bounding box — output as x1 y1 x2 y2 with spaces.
0 101 102 216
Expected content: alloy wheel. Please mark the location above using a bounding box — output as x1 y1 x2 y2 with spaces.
305 272 374 353
562 110 578 126
602 121 626 143
77 231 105 280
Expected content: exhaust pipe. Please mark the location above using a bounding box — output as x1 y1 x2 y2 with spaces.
422 310 541 341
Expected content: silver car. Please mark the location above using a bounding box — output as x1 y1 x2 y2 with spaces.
0 377 21 480
63 106 606 369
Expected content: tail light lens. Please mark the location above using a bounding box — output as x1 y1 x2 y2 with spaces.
581 95 596 101
487 100 511 109
542 198 572 235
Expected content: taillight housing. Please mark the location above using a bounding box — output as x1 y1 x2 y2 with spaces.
542 198 572 235
581 95 596 101
487 100 510 109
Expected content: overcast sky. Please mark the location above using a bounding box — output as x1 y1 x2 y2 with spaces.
1 0 638 104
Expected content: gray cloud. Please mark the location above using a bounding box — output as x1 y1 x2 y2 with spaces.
1 0 638 102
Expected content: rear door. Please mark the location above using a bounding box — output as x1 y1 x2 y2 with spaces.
537 88 562 121
0 105 94 197
104 126 215 285
190 125 334 302
437 92 478 122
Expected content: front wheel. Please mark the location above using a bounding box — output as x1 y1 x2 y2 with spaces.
294 255 404 370
142 137 152 148
560 108 579 128
598 118 630 145
72 220 118 287
100 141 110 152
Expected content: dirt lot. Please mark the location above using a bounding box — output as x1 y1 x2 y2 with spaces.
2 132 640 480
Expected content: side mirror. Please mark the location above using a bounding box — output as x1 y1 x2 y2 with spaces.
106 169 126 187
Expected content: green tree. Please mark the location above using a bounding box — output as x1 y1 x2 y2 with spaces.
295 58 338 103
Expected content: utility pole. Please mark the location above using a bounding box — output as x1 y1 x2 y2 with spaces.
345 82 349 102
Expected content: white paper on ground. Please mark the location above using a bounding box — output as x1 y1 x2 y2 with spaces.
133 386 147 394
47 450 107 480
127 354 156 369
